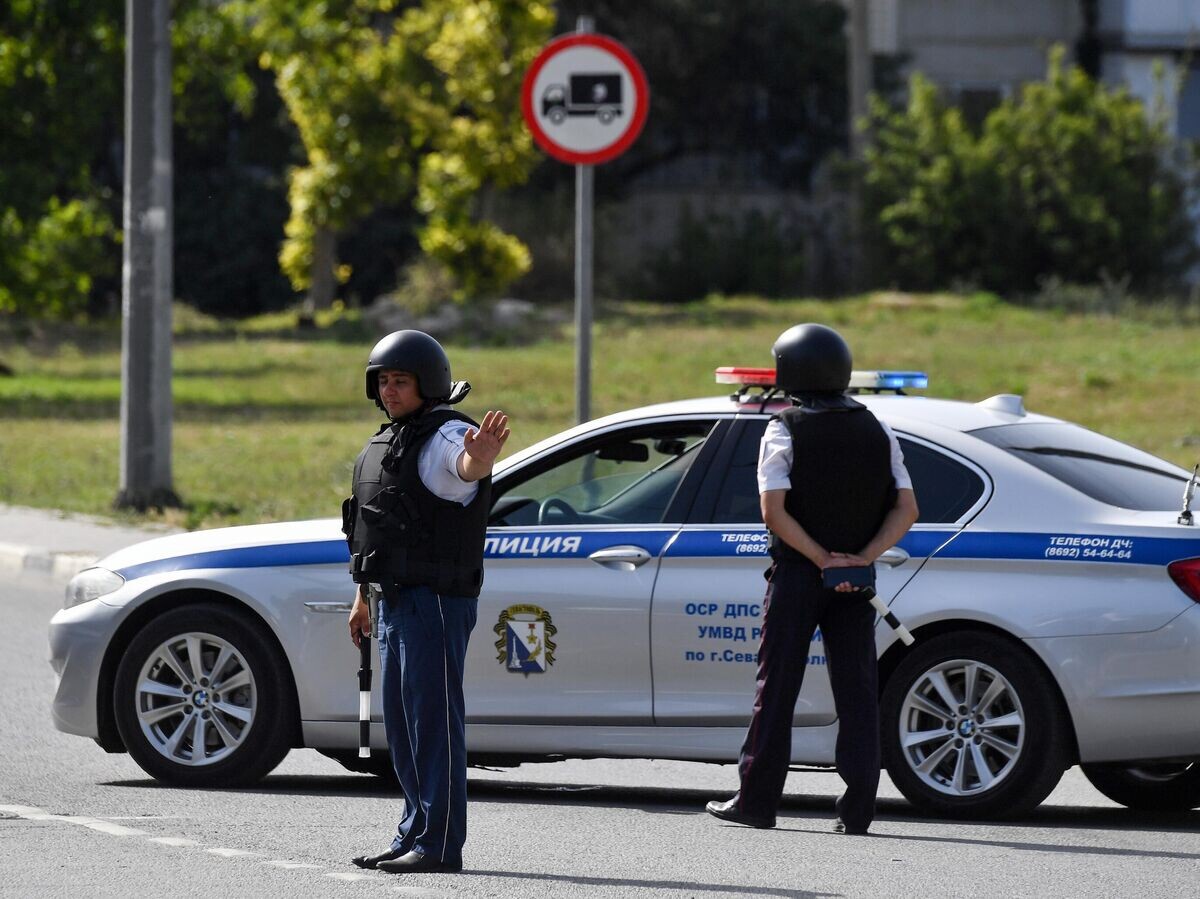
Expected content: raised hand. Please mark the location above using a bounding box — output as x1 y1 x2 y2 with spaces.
461 410 511 479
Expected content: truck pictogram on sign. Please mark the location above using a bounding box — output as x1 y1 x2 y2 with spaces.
542 73 624 125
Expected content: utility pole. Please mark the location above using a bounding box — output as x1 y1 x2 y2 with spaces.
845 0 872 291
116 0 179 511
847 0 872 161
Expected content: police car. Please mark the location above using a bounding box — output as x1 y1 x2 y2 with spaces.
49 368 1200 819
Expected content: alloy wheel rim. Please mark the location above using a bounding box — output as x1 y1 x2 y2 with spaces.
134 632 256 766
898 658 1025 797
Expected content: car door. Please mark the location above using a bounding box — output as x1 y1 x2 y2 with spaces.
464 416 723 725
649 415 981 726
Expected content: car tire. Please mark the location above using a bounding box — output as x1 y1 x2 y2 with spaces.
1081 762 1200 811
318 749 400 783
881 632 1071 819
113 604 294 787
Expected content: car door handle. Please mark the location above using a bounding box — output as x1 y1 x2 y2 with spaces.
588 546 653 571
877 547 910 567
304 601 355 613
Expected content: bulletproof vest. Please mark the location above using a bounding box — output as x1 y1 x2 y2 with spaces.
769 405 896 563
342 409 491 597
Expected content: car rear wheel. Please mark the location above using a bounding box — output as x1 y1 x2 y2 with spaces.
1081 762 1200 811
882 632 1071 819
114 605 294 786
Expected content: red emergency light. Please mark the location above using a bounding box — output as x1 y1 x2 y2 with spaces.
714 366 776 386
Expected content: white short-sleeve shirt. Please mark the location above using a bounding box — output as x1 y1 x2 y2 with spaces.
416 411 478 505
757 414 912 495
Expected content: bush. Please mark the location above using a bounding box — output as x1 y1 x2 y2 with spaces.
862 48 1196 294
0 195 118 318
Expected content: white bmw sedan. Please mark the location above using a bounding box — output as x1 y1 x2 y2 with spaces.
49 370 1200 819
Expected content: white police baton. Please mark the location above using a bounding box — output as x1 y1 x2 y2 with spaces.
865 587 914 646
357 586 379 758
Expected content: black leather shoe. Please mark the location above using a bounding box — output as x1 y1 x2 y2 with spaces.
705 797 775 829
834 818 869 835
376 850 463 874
351 847 404 869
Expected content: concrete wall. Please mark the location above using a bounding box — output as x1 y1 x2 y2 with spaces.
894 0 1081 89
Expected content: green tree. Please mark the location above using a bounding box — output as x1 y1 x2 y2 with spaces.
232 0 554 305
0 0 124 317
0 0 286 319
863 48 1195 293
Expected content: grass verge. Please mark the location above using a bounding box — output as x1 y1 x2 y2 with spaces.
1 292 1197 529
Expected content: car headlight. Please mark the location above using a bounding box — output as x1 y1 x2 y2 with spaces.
64 567 125 609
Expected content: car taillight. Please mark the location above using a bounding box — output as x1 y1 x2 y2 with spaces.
1167 558 1200 603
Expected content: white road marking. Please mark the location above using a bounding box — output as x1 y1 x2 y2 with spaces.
0 805 145 837
2 802 393 887
325 872 376 882
205 847 260 858
60 816 148 837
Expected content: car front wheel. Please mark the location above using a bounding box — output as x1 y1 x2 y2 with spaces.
1082 762 1200 811
114 604 294 786
881 632 1071 819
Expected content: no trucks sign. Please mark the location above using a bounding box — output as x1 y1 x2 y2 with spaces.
521 32 649 166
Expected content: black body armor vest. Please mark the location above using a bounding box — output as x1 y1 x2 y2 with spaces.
769 405 896 564
342 409 491 597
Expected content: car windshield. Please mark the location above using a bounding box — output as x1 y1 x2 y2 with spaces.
970 422 1187 511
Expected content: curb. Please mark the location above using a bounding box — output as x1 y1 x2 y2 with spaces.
0 542 99 581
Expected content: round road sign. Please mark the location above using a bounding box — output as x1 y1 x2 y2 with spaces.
521 32 649 165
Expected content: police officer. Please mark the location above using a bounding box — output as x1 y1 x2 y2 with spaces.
344 330 509 874
706 323 918 835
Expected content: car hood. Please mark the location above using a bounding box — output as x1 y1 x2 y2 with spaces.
99 518 344 579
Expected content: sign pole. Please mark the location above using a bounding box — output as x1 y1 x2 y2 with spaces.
521 24 647 426
574 15 595 425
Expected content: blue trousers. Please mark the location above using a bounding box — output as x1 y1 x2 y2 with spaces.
735 559 881 831
377 584 477 865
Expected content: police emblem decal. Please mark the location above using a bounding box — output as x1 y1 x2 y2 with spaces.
494 604 557 674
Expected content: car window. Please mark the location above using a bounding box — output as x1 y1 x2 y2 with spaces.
970 422 1187 511
898 439 985 523
710 420 766 524
491 421 715 526
708 420 985 525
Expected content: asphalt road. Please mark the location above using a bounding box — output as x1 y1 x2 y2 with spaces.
4 569 1199 898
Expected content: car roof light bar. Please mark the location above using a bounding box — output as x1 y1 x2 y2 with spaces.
715 367 929 395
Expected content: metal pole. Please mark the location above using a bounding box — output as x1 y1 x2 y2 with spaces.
844 0 872 293
574 15 595 425
847 0 872 162
117 0 177 511
575 162 593 424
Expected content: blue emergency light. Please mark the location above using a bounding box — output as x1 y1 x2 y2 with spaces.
853 371 929 390
716 367 929 392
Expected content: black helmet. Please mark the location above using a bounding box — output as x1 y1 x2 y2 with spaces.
365 330 452 411
772 323 852 394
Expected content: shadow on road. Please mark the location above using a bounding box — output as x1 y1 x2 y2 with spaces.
462 869 839 898
101 770 1200 861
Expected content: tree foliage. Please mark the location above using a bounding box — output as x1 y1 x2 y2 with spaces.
0 0 124 317
863 48 1195 293
232 0 554 301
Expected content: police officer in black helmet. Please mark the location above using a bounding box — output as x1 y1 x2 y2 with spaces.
344 330 509 873
707 323 918 835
